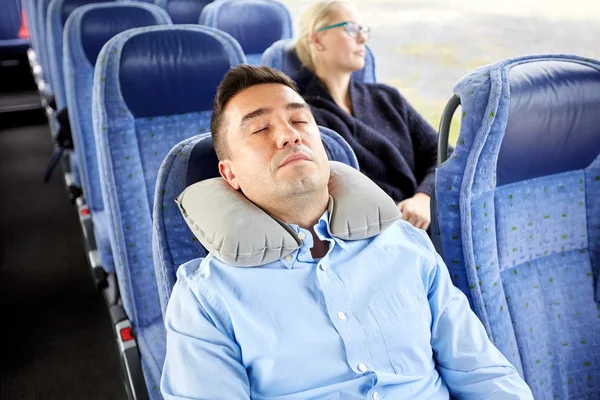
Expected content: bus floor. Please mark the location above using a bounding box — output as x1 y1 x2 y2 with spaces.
0 122 127 399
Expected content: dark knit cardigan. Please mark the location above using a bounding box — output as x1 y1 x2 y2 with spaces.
298 71 440 203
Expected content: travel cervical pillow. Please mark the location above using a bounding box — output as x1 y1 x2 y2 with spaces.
176 161 401 266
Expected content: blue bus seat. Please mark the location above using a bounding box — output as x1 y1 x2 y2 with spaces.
47 0 129 196
261 38 377 84
434 54 600 399
152 126 359 315
199 0 292 65
47 0 117 112
23 0 40 52
154 0 212 24
34 0 58 90
92 25 245 398
64 3 172 274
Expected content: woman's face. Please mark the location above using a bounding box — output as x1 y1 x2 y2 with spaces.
313 5 369 75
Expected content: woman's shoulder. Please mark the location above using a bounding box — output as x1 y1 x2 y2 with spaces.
353 80 403 100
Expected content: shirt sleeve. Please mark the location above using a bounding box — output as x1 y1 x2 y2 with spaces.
426 252 534 399
161 265 251 400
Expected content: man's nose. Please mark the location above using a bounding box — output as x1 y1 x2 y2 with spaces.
275 124 301 148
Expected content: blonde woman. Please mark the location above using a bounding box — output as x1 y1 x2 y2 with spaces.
296 0 440 231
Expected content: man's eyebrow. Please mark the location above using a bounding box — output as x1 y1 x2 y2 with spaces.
239 107 273 127
286 102 310 111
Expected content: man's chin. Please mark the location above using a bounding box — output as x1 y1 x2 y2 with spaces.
278 173 320 191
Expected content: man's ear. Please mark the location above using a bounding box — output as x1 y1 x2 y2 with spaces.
219 160 240 190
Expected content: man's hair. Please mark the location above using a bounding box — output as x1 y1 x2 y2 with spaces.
211 65 301 160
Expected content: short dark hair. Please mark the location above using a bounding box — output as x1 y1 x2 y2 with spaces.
211 65 301 160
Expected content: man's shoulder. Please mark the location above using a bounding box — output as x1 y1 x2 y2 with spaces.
177 256 206 279
377 219 438 261
171 255 232 310
175 254 225 293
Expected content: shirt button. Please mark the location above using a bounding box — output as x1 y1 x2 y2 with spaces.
373 392 380 400
337 312 346 321
320 264 327 271
284 255 292 261
297 232 306 240
357 363 368 373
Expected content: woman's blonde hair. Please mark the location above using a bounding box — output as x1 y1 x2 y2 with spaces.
295 0 354 72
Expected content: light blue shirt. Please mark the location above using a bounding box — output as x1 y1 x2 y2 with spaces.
161 213 533 399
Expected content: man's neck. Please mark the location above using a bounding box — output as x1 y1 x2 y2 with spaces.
267 190 330 230
314 69 353 114
263 189 330 259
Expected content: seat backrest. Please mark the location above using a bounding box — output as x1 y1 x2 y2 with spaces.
154 0 212 24
23 0 41 50
1 0 22 40
36 0 59 88
199 0 292 65
261 38 377 83
64 3 171 214
434 54 600 399
93 23 244 344
152 126 359 315
46 0 112 110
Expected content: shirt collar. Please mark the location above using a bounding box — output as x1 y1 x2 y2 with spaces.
314 208 348 250
281 208 348 269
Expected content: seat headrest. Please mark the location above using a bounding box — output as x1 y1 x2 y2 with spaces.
77 4 171 66
175 161 400 267
163 0 212 24
260 38 377 84
498 60 600 185
199 0 292 55
60 0 107 25
184 126 360 186
117 25 245 118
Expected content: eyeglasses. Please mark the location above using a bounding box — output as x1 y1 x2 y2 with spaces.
316 21 370 39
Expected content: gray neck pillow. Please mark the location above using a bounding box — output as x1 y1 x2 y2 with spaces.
175 161 400 267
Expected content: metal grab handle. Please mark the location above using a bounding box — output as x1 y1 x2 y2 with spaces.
437 94 461 165
430 94 461 258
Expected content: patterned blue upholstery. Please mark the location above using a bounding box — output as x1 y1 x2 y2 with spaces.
22 0 51 82
23 0 40 50
199 0 292 65
152 126 359 315
0 0 29 53
92 25 245 399
47 0 113 111
36 0 57 90
154 0 212 24
64 3 171 271
261 38 377 83
434 54 600 400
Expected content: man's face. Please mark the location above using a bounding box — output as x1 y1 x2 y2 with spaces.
218 83 330 208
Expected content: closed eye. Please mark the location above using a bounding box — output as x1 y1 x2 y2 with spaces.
292 120 308 125
253 126 268 134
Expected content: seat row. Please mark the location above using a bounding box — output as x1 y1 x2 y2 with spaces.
22 0 600 398
22 0 297 203
20 0 374 397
